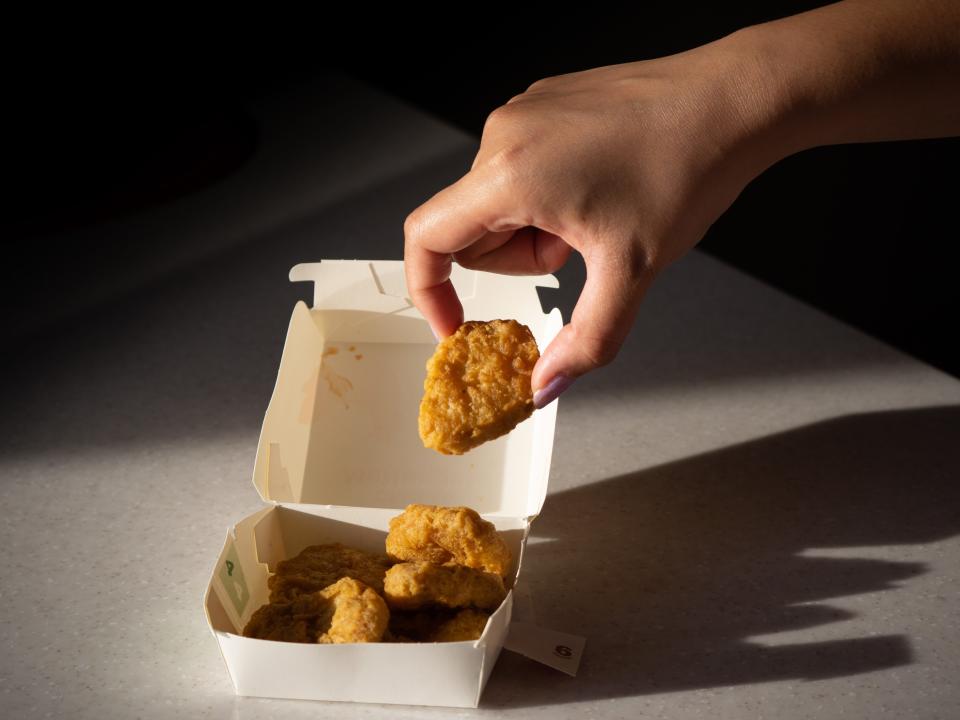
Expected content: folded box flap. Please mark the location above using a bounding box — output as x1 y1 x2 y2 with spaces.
289 260 559 335
253 260 560 518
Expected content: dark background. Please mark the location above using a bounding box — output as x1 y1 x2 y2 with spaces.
4 3 957 376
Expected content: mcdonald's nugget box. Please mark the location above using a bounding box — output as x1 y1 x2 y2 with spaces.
204 259 570 707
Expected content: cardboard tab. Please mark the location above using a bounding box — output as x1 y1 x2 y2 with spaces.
504 622 586 677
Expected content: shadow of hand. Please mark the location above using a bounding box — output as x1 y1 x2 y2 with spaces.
485 406 960 707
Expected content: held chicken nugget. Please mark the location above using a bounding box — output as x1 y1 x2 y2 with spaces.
386 504 512 577
243 577 389 644
419 319 539 455
383 561 507 611
268 543 392 603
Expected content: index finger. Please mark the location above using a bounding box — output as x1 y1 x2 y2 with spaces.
404 165 524 338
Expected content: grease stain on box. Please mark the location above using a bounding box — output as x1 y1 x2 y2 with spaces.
321 358 353 408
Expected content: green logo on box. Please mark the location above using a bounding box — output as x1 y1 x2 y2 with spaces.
219 544 250 616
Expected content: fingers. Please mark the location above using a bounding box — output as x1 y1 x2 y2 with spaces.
404 164 526 339
532 246 653 407
409 270 463 341
454 227 572 276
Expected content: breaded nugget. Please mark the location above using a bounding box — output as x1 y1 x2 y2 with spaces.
243 578 389 644
386 609 438 642
419 319 539 455
242 597 320 643
430 609 491 642
268 543 392 603
381 628 412 643
316 577 390 644
388 608 491 642
386 504 512 577
383 561 507 611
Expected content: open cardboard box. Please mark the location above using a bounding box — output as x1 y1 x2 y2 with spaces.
203 260 574 707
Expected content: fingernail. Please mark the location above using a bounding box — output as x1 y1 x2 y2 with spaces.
533 374 574 409
431 327 440 343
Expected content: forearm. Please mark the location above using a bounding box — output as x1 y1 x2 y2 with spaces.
730 0 960 164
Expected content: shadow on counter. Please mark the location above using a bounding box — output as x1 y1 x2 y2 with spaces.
483 405 960 707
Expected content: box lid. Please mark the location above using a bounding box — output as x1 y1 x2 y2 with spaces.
251 260 562 519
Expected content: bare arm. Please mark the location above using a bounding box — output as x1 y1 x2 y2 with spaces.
760 0 960 149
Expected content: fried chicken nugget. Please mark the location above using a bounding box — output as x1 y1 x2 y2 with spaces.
316 577 390 644
386 504 512 577
385 609 437 642
383 561 507 611
242 597 319 643
243 577 389 644
388 608 491 642
267 543 392 603
419 319 539 455
429 609 491 642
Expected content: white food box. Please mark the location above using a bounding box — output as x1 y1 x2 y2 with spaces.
203 259 570 708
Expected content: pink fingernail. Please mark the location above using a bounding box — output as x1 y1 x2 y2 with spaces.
533 374 574 409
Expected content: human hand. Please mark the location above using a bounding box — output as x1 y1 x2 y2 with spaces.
404 37 776 406
403 0 960 407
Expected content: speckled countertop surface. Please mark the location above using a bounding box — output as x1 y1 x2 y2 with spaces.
2 74 959 720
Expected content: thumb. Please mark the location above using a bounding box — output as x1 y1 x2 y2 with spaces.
532 249 651 408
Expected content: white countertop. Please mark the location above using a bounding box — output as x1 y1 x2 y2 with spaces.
2 74 958 720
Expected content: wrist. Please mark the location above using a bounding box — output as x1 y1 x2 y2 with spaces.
709 25 810 177
723 1 960 153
